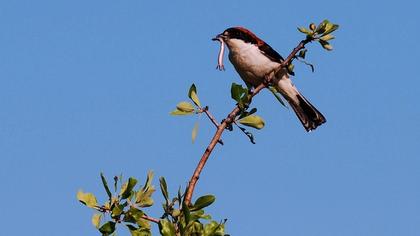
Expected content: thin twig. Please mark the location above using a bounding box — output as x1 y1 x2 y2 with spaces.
200 106 224 145
127 200 161 224
200 106 220 128
184 39 309 206
141 215 160 224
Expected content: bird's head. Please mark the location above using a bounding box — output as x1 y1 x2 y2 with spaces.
212 27 264 48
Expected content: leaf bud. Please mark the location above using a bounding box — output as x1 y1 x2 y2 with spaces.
309 23 316 31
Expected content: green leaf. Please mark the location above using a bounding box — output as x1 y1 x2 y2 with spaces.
247 107 257 116
320 34 335 41
136 171 155 207
322 23 339 36
297 49 307 59
176 101 195 112
287 63 295 75
170 109 194 116
188 84 201 107
315 19 329 34
77 190 98 208
137 219 151 231
144 170 154 190
319 40 333 51
100 173 112 199
182 201 191 224
238 115 265 129
159 219 176 236
92 213 102 229
136 191 154 208
230 83 241 102
203 221 226 236
185 221 204 235
127 225 152 236
238 107 257 119
123 207 142 223
323 44 333 50
191 195 216 211
111 204 124 218
230 83 249 109
124 207 150 229
189 209 211 221
268 87 287 107
159 177 169 203
297 27 311 35
192 122 199 143
120 177 138 199
170 101 196 115
230 83 248 103
99 221 116 236
172 209 181 217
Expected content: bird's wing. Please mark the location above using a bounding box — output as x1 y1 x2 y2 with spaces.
258 42 284 63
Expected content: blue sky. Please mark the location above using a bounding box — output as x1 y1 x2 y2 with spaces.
1 0 419 235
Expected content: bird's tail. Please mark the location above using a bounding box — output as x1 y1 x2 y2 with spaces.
288 93 326 132
274 74 326 132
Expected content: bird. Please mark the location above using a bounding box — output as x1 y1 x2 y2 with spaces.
212 27 326 132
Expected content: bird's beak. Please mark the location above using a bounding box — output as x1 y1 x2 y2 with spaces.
212 33 224 41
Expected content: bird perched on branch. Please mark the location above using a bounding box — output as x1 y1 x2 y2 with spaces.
213 27 326 132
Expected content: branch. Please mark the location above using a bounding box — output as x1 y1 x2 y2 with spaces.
200 106 224 145
200 106 220 128
184 38 310 205
96 203 160 224
141 214 160 224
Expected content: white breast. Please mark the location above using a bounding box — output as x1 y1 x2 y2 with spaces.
227 38 280 86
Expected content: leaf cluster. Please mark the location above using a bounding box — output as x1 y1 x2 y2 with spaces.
170 84 203 143
78 172 156 235
285 19 338 76
229 83 268 143
78 172 228 236
298 19 339 51
170 84 201 116
159 178 228 236
170 83 267 144
230 83 265 130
